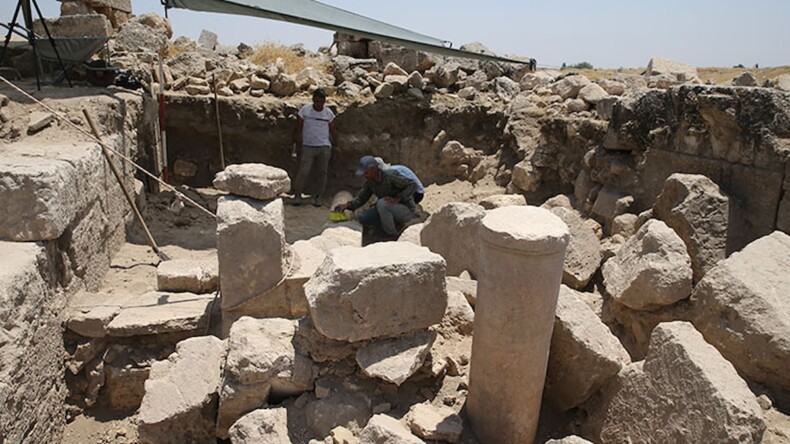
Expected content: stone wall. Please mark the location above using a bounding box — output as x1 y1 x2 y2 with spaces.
0 88 156 443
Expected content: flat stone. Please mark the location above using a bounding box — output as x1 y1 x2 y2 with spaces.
213 163 290 200
27 112 54 134
138 336 226 444
359 414 424 444
406 403 463 443
356 330 436 385
304 242 447 342
66 305 121 337
105 291 214 337
156 259 219 294
478 193 527 209
446 276 477 307
305 392 371 438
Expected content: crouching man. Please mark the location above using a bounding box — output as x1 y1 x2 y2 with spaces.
338 156 417 244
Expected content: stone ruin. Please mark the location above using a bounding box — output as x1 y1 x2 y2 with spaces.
1 7 790 444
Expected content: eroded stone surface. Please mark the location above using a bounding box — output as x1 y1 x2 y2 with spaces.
406 403 463 443
356 330 436 386
420 202 485 277
156 258 219 294
305 242 447 342
359 414 424 444
105 291 214 337
227 407 291 444
213 163 290 200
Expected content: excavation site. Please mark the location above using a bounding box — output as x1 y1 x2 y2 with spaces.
1 1 789 443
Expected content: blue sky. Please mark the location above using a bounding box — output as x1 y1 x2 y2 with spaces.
7 0 789 68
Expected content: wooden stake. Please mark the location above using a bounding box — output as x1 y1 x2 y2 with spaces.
213 74 226 170
82 109 170 262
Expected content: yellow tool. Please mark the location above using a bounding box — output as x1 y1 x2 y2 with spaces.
328 210 349 222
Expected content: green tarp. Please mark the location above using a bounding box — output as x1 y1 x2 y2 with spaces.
164 0 532 65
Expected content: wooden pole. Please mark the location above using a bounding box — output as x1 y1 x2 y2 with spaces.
213 74 226 170
82 109 170 262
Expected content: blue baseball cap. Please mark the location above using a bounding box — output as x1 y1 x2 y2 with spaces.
355 155 379 176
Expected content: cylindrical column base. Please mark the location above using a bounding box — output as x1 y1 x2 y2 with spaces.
467 206 570 444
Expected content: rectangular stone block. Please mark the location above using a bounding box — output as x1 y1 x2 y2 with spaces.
86 0 133 12
217 196 286 310
106 291 214 337
33 15 112 38
156 259 219 294
304 242 447 342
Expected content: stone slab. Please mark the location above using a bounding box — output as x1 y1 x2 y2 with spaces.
105 291 214 337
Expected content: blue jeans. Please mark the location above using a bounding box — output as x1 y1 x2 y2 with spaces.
358 198 414 236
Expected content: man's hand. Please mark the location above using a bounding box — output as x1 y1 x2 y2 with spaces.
334 203 352 212
383 196 400 204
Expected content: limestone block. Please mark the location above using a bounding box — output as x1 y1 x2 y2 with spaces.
105 291 214 337
213 164 290 200
406 403 463 443
383 62 408 76
296 67 333 89
138 336 226 444
428 62 461 88
457 87 476 100
66 305 121 337
544 286 630 412
511 158 541 192
420 202 485 277
440 290 474 336
397 223 423 245
186 84 210 95
356 330 436 386
359 414 423 444
156 259 218 293
197 29 218 50
250 75 271 91
565 98 589 113
546 436 593 444
229 77 250 92
0 144 100 241
733 72 759 87
552 75 591 99
520 71 559 90
407 71 424 89
446 276 477 307
217 196 286 310
33 15 112 38
270 74 298 96
611 213 638 238
646 56 698 80
578 83 609 105
293 317 357 364
591 185 633 230
691 231 790 391
591 322 764 444
86 0 133 12
373 82 394 99
602 220 693 311
550 207 602 290
305 242 447 342
773 74 790 92
653 173 729 283
478 193 526 209
27 111 54 134
218 317 313 438
596 96 619 120
596 79 627 95
306 392 372 438
228 407 291 444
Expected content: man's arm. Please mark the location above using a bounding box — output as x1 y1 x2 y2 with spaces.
346 183 373 211
293 116 304 146
389 171 417 207
329 120 339 149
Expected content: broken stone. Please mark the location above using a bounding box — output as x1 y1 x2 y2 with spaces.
445 275 477 307
185 84 210 95
550 207 602 290
440 290 474 336
645 57 698 81
544 285 630 412
306 392 372 438
373 82 394 99
218 317 313 438
227 407 291 444
66 305 121 337
217 196 286 311
356 330 436 386
591 185 633 230
270 75 298 97
511 158 541 192
305 242 447 342
691 231 790 391
478 193 526 209
27 111 54 134
405 403 463 443
397 223 423 245
138 336 226 444
212 163 290 200
330 425 357 444
589 321 765 443
653 173 729 283
197 29 217 50
578 83 609 105
156 259 218 294
229 77 250 92
552 75 592 100
359 414 423 444
602 219 693 311
420 202 486 278
105 291 214 337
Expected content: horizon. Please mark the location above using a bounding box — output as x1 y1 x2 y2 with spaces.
3 0 789 69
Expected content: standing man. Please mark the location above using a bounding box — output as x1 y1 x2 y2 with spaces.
338 156 417 243
292 88 338 206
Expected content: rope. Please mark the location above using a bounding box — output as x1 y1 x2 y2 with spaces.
0 75 217 219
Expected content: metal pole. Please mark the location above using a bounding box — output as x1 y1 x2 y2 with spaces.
158 53 168 183
213 74 226 170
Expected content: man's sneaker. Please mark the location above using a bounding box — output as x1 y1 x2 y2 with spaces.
310 196 322 207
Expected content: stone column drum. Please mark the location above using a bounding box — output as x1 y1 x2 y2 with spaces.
467 206 570 444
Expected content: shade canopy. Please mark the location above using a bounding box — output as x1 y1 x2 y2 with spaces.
164 0 533 65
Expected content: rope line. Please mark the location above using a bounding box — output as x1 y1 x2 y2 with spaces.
0 75 217 219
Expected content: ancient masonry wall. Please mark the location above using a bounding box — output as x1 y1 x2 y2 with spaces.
0 91 157 443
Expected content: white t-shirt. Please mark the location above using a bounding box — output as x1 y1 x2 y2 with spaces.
298 103 335 146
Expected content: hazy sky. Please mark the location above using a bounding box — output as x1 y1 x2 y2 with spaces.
7 0 789 69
